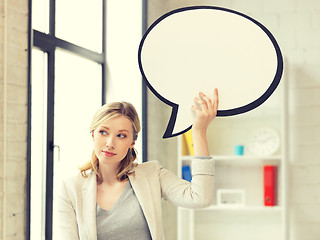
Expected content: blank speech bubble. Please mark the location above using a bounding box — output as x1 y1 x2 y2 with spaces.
138 6 283 138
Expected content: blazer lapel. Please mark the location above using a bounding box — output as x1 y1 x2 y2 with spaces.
82 172 97 240
129 169 158 240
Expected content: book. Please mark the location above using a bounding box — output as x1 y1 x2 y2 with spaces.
182 165 192 182
263 165 277 206
183 129 194 156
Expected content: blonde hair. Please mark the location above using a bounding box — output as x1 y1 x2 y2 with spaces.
79 102 141 183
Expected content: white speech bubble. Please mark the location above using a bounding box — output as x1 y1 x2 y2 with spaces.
138 6 283 138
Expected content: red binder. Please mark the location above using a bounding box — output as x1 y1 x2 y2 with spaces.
263 165 277 206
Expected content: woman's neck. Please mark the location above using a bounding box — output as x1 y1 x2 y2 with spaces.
98 162 121 185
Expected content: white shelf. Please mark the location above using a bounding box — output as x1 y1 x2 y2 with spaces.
198 205 283 212
179 205 282 212
214 155 282 161
181 155 282 166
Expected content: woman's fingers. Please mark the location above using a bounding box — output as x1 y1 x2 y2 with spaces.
212 88 219 116
192 89 219 118
194 96 208 112
194 92 213 111
197 90 218 116
192 88 219 131
200 92 212 111
191 104 200 114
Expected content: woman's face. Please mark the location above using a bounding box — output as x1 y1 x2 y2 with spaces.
92 115 135 167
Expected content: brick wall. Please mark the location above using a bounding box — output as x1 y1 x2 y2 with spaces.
0 0 28 239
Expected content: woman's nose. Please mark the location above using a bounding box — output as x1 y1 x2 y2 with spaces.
106 136 115 149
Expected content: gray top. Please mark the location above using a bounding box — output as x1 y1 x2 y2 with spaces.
96 180 152 240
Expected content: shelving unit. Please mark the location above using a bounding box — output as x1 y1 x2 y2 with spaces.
177 80 288 240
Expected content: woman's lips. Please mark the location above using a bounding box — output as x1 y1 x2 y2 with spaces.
103 151 116 157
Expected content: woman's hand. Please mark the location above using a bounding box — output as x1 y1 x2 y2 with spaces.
191 88 219 156
192 88 219 133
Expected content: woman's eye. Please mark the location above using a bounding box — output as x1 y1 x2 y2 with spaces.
99 130 107 135
118 134 127 138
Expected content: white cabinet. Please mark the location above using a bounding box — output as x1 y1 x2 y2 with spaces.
177 80 288 240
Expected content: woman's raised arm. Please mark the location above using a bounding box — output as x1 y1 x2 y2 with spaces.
191 88 219 157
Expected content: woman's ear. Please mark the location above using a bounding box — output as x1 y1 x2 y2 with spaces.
130 140 135 148
91 131 95 140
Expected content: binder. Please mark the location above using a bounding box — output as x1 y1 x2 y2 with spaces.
263 165 277 206
183 129 194 156
182 165 192 182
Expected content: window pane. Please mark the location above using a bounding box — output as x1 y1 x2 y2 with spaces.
52 49 102 237
30 49 48 240
56 0 103 53
32 0 49 33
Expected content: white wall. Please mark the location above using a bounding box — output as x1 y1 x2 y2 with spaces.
148 0 320 239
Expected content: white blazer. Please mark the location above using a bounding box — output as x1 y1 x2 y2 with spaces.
55 158 215 240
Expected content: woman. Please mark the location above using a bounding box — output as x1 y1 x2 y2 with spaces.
56 89 219 240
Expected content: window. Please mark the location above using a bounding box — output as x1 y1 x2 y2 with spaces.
55 0 103 52
28 1 105 239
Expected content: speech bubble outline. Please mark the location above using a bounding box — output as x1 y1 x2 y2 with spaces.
138 6 283 138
